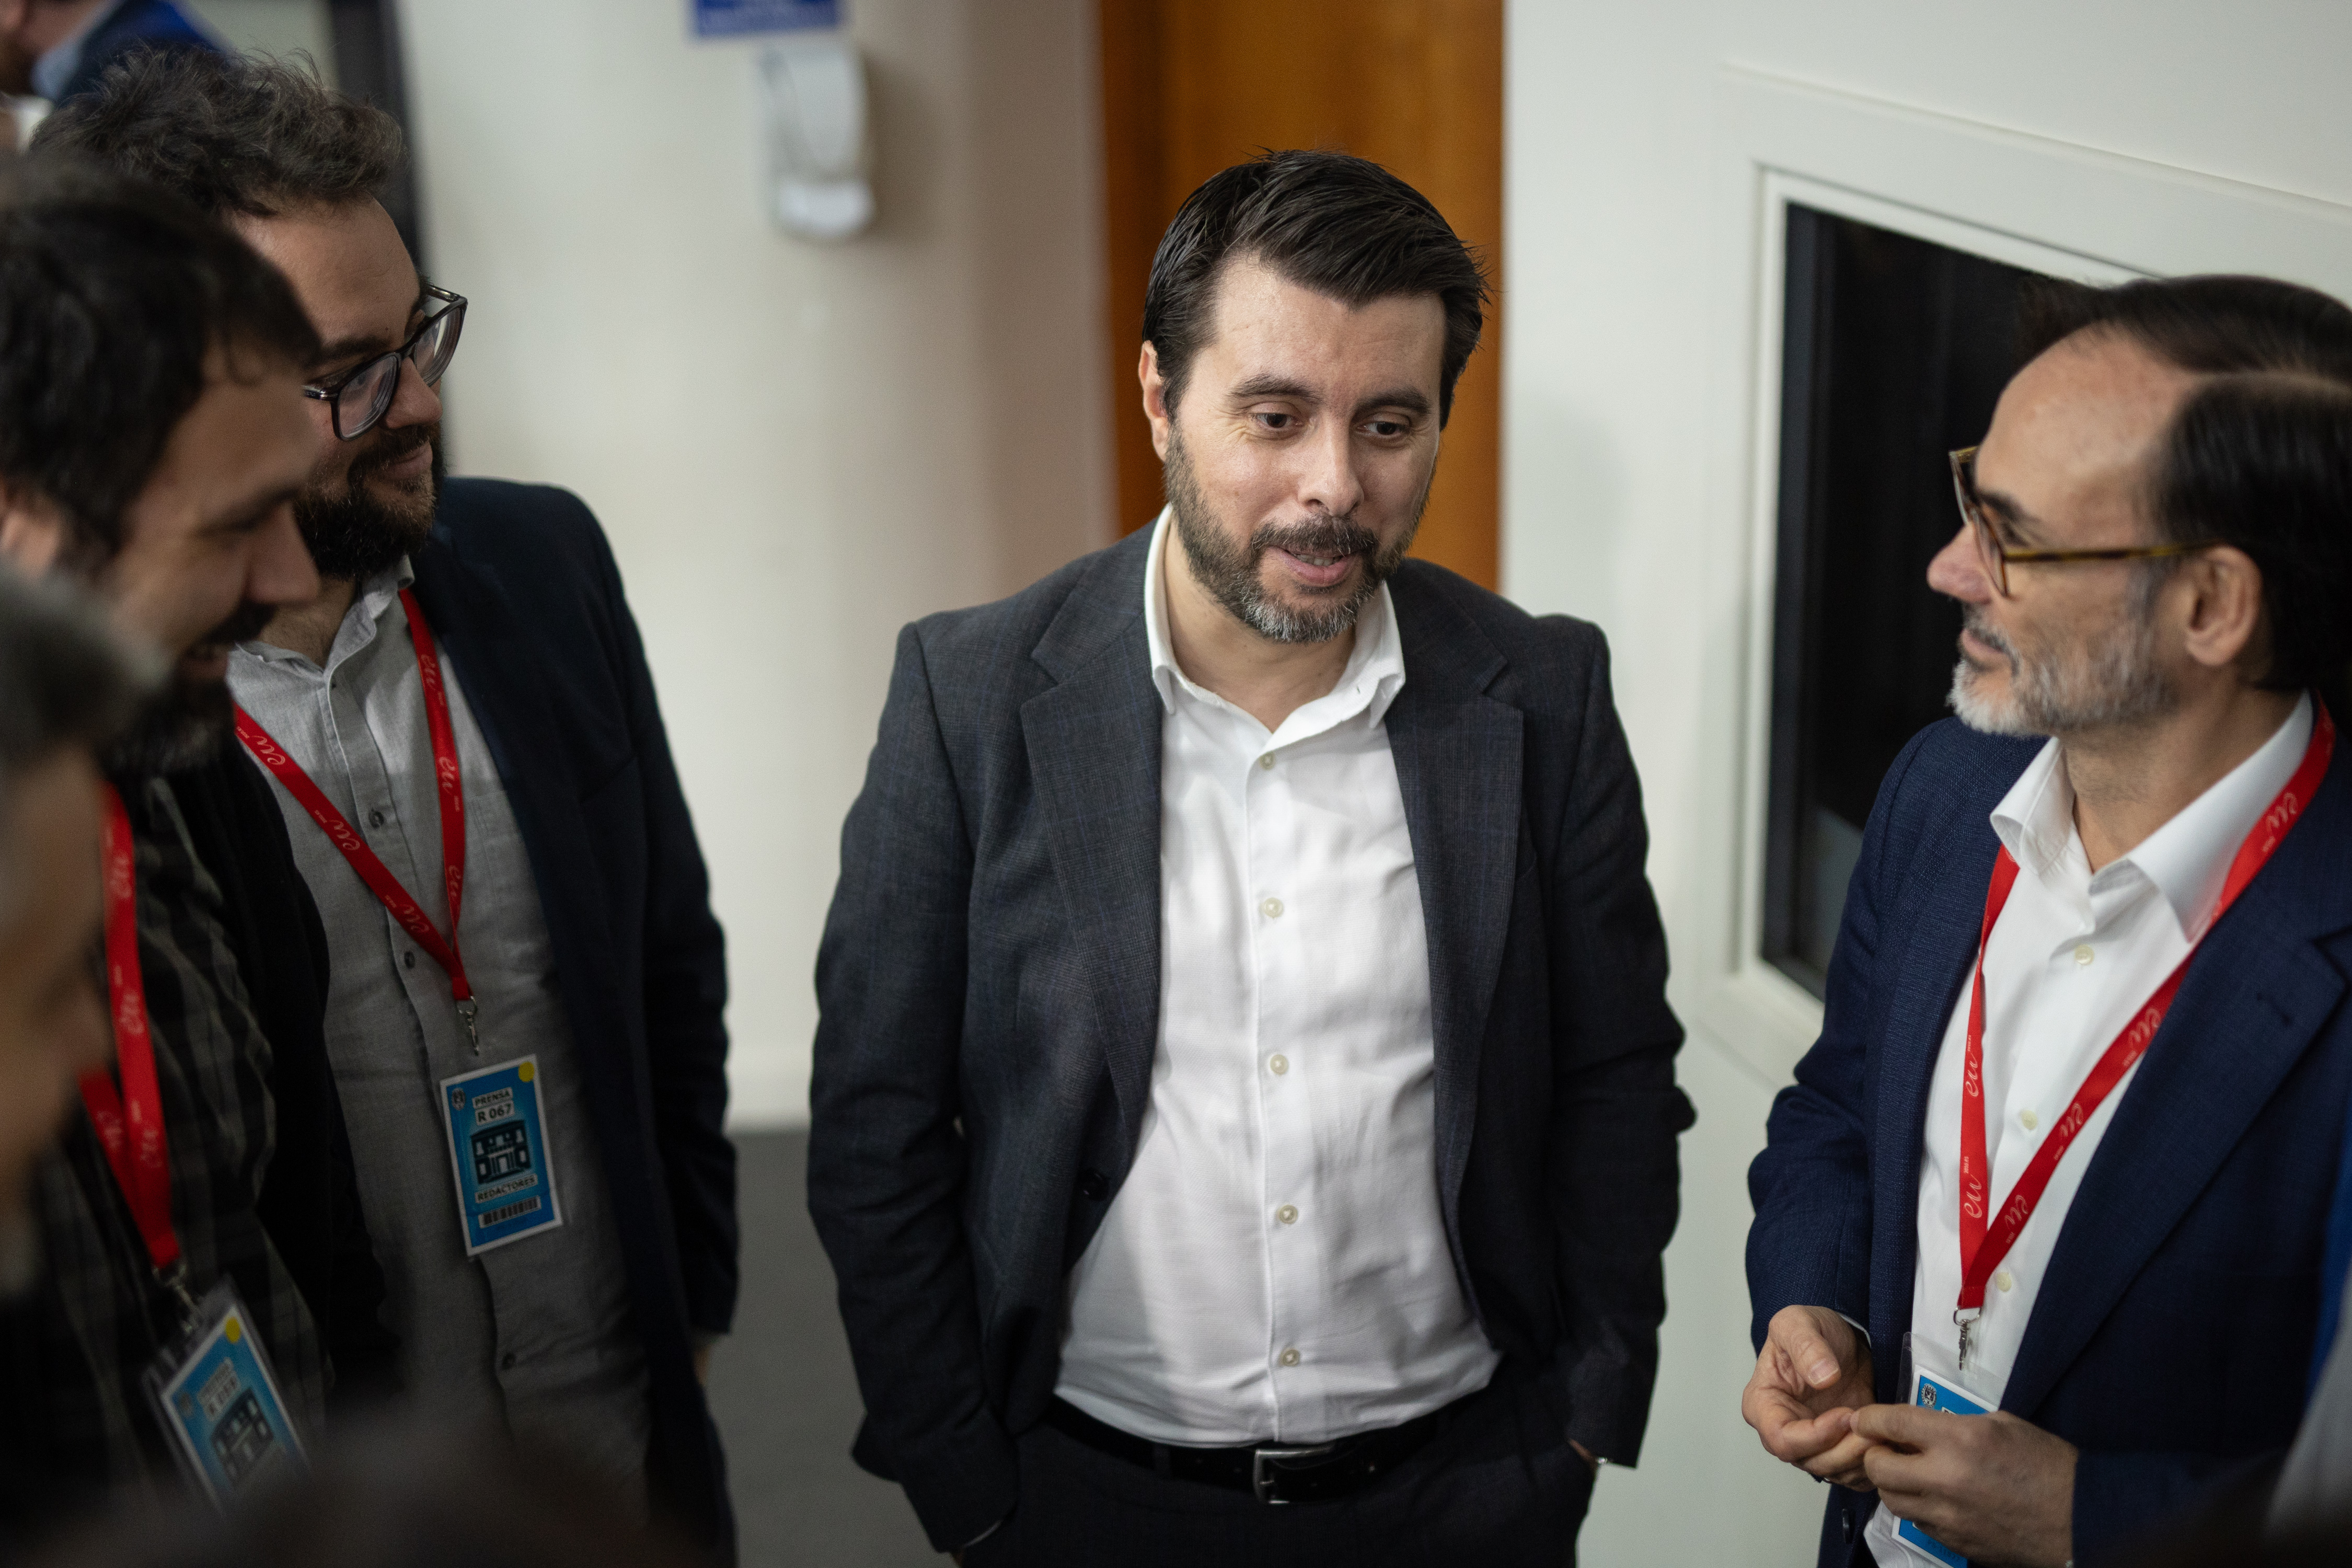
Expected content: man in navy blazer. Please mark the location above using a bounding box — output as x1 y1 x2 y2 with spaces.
0 0 216 107
1745 273 2352 1567
41 57 736 1555
812 152 1690 1565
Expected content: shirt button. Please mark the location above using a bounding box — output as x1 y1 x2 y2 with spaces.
1275 1204 1298 1225
1261 896 1284 919
1995 1270 2015 1293
369 809 386 828
2020 1108 2038 1131
1278 1347 1301 1368
2073 944 2094 967
1258 754 1276 770
1268 1054 1288 1076
500 1351 517 1369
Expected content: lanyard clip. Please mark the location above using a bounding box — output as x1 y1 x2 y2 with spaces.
456 996 481 1055
1954 1307 1982 1372
156 1259 200 1321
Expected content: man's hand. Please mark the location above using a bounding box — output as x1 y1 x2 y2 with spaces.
1852 1403 2075 1567
1742 1305 1877 1489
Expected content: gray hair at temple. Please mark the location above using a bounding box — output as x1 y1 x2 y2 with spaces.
0 566 154 910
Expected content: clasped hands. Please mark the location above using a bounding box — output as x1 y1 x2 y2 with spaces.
1742 1306 2077 1568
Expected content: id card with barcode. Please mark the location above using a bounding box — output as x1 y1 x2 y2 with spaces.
440 1055 564 1254
144 1280 304 1508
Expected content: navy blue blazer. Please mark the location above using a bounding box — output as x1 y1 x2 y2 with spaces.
409 479 736 1556
810 528 1692 1550
1748 716 2352 1566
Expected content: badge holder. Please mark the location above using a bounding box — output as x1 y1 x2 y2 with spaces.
1888 1331 1994 1568
143 1277 306 1508
441 1054 565 1255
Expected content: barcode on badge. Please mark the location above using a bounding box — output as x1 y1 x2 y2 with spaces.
481 1196 543 1227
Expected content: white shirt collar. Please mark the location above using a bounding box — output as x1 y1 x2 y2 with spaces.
31 0 129 102
1140 506 1406 730
1989 693 2314 940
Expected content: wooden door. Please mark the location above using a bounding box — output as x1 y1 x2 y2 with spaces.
1098 0 1505 589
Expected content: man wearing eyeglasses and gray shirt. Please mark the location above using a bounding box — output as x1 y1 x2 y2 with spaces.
38 56 740 1558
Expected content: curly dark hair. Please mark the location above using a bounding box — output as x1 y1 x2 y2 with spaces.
1142 149 1491 426
31 47 402 220
0 157 321 559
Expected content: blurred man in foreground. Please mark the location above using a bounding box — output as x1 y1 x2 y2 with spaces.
41 54 737 1555
1745 275 2352 1566
0 160 393 1537
0 569 149 1294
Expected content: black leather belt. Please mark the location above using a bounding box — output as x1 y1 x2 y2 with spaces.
1044 1397 1445 1505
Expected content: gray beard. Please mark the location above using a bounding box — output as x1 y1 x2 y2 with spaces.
1949 578 2175 737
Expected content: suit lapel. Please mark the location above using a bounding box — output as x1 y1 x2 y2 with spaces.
1383 571 1518 1226
1021 534 1163 1151
2006 765 2352 1413
1869 823 2004 1342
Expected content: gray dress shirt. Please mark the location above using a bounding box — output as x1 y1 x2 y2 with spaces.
227 562 649 1496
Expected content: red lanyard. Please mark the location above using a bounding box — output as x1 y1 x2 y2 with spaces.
77 785 186 1292
235 588 479 1049
1955 702 2335 1365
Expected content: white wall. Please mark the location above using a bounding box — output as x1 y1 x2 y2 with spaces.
396 0 1113 1127
1506 3 2352 1562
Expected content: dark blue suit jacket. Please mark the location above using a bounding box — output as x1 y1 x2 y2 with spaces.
809 527 1692 1550
53 0 216 103
410 479 736 1556
1748 716 2352 1566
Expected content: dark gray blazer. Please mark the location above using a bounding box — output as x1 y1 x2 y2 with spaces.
808 527 1692 1550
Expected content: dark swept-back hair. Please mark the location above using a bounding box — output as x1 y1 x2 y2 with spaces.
31 48 402 220
2021 273 2352 706
1143 149 1491 425
0 156 321 558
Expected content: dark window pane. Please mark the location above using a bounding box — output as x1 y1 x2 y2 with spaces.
1762 206 2039 996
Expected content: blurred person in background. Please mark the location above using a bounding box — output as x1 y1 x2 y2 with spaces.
40 53 738 1558
0 159 394 1541
0 0 214 106
0 569 151 1295
811 149 1689 1566
1744 275 2352 1568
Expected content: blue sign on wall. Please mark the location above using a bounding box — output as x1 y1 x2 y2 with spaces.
691 0 840 38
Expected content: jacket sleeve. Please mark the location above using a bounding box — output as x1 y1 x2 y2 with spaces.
806 622 1013 1552
1745 725 1937 1357
587 520 739 1338
1541 629 1696 1466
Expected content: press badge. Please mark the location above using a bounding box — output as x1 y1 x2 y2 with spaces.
440 1055 564 1254
1893 1333 1993 1568
143 1279 304 1508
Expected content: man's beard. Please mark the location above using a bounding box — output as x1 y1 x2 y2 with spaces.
294 423 443 581
1165 432 1420 645
1949 572 2174 736
105 599 275 776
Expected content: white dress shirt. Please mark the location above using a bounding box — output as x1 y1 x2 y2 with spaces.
1054 511 1498 1446
1868 696 2312 1567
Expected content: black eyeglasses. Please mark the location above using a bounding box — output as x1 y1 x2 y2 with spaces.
304 285 467 441
1950 445 2217 597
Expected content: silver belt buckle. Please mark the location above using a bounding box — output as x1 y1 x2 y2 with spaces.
1251 1441 1339 1504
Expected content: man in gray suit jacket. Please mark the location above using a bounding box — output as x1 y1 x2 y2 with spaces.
810 150 1692 1567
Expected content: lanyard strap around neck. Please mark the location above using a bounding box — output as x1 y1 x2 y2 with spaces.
236 589 477 1044
77 783 181 1280
1958 702 2337 1319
